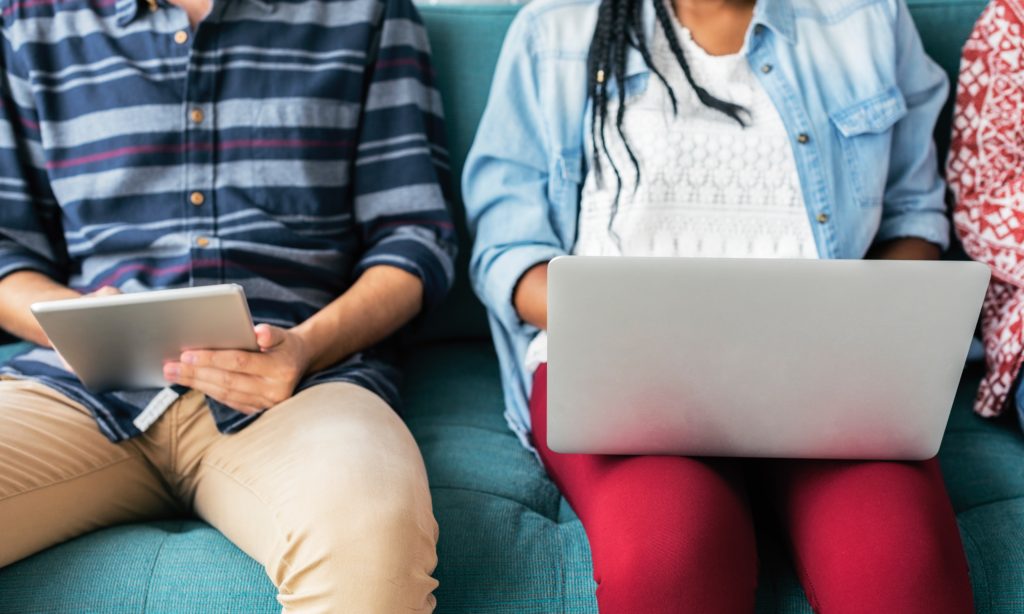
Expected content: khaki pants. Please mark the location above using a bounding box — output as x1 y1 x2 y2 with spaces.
0 379 439 613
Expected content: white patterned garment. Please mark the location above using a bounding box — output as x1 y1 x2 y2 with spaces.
525 17 816 372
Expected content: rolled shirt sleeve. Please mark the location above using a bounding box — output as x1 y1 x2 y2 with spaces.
351 0 456 311
463 13 569 332
874 0 951 250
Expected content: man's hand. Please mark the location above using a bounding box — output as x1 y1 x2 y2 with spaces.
163 264 422 414
162 323 313 415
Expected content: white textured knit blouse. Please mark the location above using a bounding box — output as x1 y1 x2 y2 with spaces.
526 16 818 372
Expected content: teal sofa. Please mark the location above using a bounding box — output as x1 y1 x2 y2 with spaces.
1 1 1022 612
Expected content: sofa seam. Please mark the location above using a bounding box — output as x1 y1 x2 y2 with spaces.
139 520 179 614
555 510 569 613
404 418 524 437
957 520 992 613
956 494 1024 515
429 485 564 522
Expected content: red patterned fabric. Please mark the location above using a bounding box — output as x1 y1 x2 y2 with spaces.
949 0 1024 417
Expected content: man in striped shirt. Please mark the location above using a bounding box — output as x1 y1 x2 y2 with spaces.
0 0 454 609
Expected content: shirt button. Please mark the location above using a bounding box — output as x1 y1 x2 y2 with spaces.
797 133 810 144
195 236 210 248
190 108 204 124
817 213 829 224
190 191 205 206
174 30 189 45
754 24 765 35
761 64 773 74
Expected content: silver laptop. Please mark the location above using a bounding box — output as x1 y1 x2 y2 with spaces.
546 256 990 460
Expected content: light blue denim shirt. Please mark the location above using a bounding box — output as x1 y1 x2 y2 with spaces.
463 0 950 447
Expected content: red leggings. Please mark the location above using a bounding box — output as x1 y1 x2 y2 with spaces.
530 365 974 614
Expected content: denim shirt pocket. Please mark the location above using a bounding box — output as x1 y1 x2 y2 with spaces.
828 87 908 208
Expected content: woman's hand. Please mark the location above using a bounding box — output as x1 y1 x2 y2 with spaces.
514 262 550 330
162 323 313 415
868 237 941 261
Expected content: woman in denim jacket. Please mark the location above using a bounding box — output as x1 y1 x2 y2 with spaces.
464 0 974 611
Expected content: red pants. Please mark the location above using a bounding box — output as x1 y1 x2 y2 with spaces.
530 365 974 614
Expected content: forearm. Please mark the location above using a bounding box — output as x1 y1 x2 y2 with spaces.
0 270 78 346
513 262 549 330
868 237 941 261
293 265 424 375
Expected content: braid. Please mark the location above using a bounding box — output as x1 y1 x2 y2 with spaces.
586 0 616 185
612 0 638 184
586 0 749 225
629 0 677 115
606 0 634 241
650 0 748 126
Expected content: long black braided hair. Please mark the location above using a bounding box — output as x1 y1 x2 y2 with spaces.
587 0 749 222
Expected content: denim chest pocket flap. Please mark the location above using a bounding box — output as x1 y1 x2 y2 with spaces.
828 87 908 208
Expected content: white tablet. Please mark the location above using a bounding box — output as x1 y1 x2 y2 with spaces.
31 284 258 392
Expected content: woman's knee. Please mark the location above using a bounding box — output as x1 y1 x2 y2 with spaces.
584 471 758 614
595 525 757 610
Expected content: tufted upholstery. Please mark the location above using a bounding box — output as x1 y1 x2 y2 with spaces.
3 2 1024 612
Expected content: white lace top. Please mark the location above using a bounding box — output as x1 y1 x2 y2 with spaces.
525 16 817 372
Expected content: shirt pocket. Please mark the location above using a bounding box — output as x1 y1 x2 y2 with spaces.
249 100 354 218
828 87 907 208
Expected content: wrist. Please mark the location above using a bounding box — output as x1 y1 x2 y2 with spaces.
292 319 342 376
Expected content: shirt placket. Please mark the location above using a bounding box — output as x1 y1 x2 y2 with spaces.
747 24 836 259
172 16 219 287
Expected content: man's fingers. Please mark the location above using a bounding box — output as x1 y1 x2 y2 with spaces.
166 362 262 391
163 362 267 414
180 349 258 374
255 323 285 350
90 286 121 297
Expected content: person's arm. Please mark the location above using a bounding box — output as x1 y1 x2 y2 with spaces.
463 9 567 336
871 0 951 254
164 266 423 414
948 0 1024 279
868 237 941 261
164 0 456 413
0 271 78 346
0 31 72 345
513 262 549 330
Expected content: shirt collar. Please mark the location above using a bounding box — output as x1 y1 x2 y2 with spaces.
115 0 145 26
751 0 797 45
116 0 272 27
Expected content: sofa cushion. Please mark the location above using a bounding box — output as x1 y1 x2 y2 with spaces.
0 520 278 614
0 342 27 364
940 367 1024 513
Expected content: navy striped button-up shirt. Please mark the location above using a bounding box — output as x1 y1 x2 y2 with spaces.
0 0 456 441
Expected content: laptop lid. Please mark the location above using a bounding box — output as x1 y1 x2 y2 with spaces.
546 256 990 460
